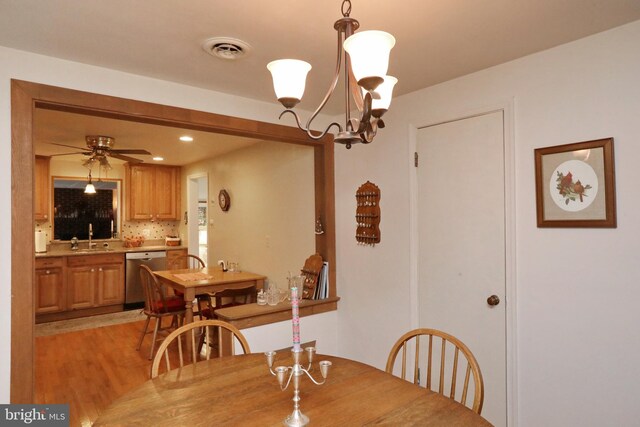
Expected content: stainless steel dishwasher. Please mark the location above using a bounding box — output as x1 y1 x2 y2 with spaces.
125 250 167 310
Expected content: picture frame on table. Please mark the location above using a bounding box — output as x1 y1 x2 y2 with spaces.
534 137 616 228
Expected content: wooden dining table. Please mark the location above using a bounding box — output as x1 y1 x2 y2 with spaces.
153 267 266 325
93 352 492 426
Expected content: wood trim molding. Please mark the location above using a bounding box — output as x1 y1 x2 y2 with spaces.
215 297 340 330
10 79 336 402
11 80 36 403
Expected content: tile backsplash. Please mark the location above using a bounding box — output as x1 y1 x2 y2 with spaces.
35 220 180 242
122 221 180 240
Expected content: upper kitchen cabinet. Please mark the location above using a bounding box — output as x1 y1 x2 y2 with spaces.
34 155 50 221
125 163 181 221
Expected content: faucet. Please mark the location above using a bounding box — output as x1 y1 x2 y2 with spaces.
218 259 228 272
88 223 94 249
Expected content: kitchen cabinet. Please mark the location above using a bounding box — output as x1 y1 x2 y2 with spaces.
126 164 181 221
166 248 188 269
67 253 125 310
34 155 50 221
67 266 96 310
97 263 125 306
35 257 64 314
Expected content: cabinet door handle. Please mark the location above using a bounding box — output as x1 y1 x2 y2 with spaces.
45 270 50 274
91 268 95 272
99 268 103 271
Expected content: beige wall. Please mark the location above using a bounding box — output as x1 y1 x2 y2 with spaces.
181 140 316 288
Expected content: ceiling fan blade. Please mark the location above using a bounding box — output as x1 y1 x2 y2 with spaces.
49 152 88 157
109 153 144 163
48 142 91 152
110 149 151 155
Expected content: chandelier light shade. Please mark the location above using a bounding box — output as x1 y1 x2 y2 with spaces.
267 59 312 108
369 75 397 115
267 0 397 149
343 30 395 90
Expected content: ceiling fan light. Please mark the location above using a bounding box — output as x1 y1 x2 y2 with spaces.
99 156 112 170
83 157 96 169
267 59 312 108
344 30 395 90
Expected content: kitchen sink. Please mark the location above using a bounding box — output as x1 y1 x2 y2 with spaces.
75 248 115 253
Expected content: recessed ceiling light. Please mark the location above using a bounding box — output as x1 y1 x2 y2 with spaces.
152 156 164 161
179 135 194 142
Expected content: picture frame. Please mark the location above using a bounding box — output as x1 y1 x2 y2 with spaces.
534 137 616 228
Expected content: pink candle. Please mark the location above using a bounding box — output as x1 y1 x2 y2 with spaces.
291 286 301 352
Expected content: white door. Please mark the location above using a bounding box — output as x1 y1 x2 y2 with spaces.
417 111 506 426
187 174 208 263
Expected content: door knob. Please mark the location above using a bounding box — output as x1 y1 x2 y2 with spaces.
487 295 500 306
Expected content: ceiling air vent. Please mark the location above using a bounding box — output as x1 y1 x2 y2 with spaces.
202 37 252 60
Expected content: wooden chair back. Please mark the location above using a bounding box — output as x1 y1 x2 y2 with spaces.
214 284 257 308
140 264 176 315
167 254 205 270
385 328 484 414
151 319 251 378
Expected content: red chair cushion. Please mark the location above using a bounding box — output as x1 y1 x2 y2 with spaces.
155 297 185 312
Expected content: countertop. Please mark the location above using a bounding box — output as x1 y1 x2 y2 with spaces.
35 244 188 258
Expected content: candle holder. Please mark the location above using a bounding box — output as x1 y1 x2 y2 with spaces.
265 347 331 427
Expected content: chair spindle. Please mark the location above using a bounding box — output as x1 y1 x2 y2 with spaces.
450 347 459 399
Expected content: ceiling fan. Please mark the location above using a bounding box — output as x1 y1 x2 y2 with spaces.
48 135 151 167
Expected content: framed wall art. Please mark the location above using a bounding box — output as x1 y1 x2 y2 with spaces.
534 137 616 228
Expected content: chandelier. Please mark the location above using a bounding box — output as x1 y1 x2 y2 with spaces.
267 0 397 149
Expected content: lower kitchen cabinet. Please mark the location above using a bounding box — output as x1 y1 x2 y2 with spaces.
67 253 125 310
67 266 96 310
35 257 65 314
97 263 125 306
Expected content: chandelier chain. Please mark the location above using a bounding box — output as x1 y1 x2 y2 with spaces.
341 0 352 17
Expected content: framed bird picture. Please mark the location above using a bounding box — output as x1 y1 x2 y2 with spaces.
534 138 616 228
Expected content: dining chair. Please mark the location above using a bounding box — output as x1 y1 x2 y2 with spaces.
136 265 186 360
167 253 206 270
151 319 251 378
385 328 484 414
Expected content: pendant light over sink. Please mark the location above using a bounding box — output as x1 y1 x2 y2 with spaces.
84 171 96 194
267 0 397 149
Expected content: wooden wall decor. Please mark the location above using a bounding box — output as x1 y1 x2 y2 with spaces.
300 253 323 299
355 181 380 246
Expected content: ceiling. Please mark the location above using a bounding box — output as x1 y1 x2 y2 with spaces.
7 1 640 165
34 108 260 166
1 1 639 115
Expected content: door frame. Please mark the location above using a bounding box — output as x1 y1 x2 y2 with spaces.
408 99 518 426
186 172 208 260
11 79 336 402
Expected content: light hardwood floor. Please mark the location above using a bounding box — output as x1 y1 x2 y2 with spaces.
35 319 159 427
